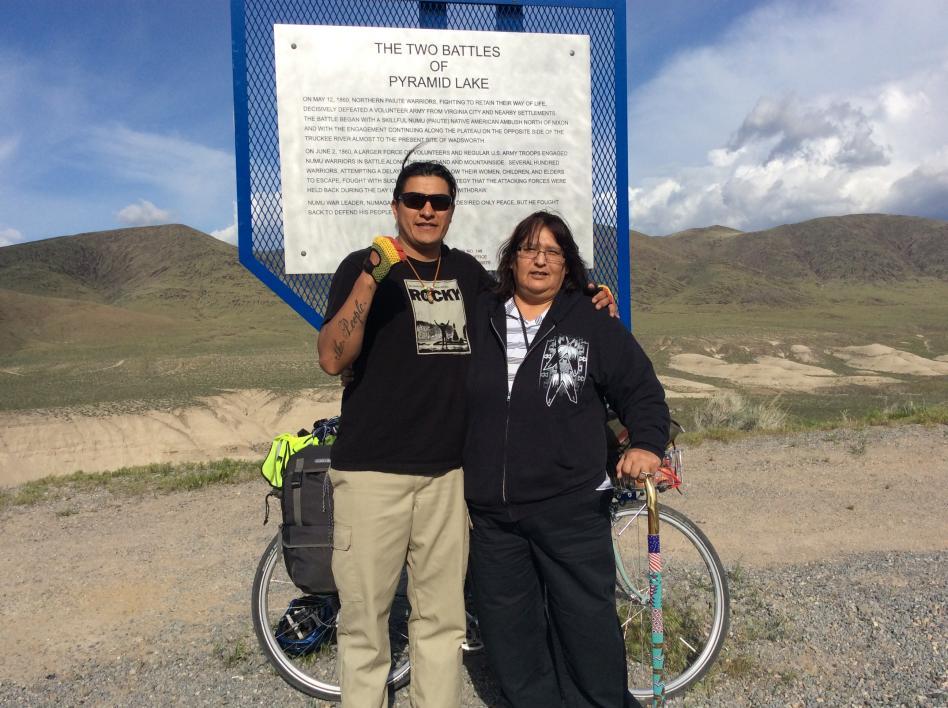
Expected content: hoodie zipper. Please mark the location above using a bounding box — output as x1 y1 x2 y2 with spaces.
490 315 555 505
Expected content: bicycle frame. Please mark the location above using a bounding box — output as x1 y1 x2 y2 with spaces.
612 502 649 605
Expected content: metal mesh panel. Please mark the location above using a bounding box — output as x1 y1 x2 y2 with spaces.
233 0 624 329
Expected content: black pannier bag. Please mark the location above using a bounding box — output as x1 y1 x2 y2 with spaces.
281 443 337 594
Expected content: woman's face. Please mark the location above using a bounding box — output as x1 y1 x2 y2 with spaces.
512 226 568 303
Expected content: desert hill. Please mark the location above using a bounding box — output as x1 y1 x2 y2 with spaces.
3 215 946 337
5 213 944 303
1 214 946 411
664 224 744 242
631 213 948 307
3 215 946 354
0 225 315 409
0 225 307 359
0 224 267 311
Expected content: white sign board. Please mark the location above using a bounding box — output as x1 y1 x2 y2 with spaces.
274 24 592 273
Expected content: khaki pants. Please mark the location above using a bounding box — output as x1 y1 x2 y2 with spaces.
329 467 468 708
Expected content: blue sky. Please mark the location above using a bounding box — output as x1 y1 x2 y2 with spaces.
1 0 947 246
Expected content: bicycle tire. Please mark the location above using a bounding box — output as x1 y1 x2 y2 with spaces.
612 503 729 701
250 533 412 700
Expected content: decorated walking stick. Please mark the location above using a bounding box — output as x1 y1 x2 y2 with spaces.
643 473 666 705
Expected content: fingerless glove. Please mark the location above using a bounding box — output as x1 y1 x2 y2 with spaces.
362 236 405 283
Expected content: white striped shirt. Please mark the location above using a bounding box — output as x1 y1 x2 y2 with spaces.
504 298 549 396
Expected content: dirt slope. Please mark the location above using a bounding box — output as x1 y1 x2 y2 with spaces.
0 389 342 486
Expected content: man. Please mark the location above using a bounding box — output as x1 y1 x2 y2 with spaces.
317 153 614 707
317 155 488 708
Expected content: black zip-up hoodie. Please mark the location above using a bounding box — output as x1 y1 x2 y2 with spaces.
463 288 669 516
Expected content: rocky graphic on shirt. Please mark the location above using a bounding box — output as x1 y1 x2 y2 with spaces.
539 335 589 406
405 278 471 355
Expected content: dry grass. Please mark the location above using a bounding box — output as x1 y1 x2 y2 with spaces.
0 459 261 513
690 392 789 433
680 397 948 446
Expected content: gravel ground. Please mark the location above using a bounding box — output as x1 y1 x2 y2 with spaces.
1 425 945 706
681 551 947 707
1 551 943 707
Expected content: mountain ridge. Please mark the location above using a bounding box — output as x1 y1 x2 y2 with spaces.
1 214 946 353
1 215 946 412
631 213 947 307
0 224 303 358
0 224 258 310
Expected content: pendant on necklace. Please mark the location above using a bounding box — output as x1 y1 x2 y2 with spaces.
424 288 436 303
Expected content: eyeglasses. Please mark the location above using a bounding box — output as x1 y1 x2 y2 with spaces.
397 192 454 211
517 246 565 264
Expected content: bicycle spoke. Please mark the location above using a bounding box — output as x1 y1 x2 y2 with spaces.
251 534 412 700
612 504 729 701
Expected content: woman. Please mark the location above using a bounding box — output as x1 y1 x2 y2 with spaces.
463 211 669 708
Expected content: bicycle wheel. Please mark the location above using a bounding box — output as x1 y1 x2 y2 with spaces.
612 503 729 701
251 533 412 700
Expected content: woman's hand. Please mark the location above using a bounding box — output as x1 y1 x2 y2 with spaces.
615 447 661 485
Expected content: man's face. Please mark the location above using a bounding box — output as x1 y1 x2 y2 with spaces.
390 175 454 259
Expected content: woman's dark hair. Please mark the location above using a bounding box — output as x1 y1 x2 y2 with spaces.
392 142 458 201
494 211 589 299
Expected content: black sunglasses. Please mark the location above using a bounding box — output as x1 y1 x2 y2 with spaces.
397 192 454 211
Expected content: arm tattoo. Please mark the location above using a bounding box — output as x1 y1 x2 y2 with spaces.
333 299 368 359
341 299 367 336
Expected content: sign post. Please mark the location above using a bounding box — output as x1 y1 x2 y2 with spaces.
231 0 630 327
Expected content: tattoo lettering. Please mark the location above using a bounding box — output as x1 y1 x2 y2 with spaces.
333 299 368 359
340 299 367 337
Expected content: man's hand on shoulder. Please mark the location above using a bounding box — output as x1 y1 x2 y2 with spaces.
585 283 618 318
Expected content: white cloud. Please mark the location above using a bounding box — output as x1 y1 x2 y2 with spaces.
878 86 931 123
629 0 948 234
0 226 25 247
727 96 889 168
211 222 237 244
116 199 173 226
211 202 238 245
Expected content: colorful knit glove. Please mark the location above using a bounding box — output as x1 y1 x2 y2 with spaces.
362 236 405 283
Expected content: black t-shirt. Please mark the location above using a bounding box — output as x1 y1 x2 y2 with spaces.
324 243 493 474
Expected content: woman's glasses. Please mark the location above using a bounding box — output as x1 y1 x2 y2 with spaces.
517 246 565 264
397 192 454 211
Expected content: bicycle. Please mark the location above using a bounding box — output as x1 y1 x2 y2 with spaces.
250 424 729 703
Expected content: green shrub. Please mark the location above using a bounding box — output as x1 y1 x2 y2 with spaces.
864 399 948 426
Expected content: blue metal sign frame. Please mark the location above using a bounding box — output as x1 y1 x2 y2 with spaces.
231 0 630 328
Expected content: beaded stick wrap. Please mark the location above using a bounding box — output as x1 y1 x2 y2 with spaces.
644 476 666 705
